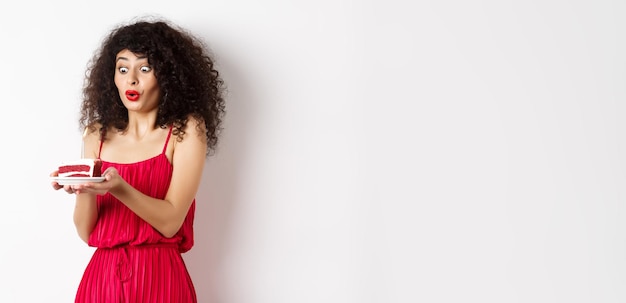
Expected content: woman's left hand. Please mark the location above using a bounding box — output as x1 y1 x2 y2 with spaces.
71 167 121 195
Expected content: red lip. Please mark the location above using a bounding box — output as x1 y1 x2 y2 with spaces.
125 90 140 101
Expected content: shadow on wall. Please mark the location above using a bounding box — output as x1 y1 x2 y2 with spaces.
183 52 255 303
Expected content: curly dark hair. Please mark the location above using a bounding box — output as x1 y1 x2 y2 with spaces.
79 18 225 156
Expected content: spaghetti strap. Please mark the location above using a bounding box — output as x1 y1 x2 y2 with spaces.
97 129 106 159
162 126 173 154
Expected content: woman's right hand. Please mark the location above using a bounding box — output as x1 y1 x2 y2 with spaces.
50 170 77 194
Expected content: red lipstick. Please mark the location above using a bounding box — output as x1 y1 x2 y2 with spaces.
125 90 140 101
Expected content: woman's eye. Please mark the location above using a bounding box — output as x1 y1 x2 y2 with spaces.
118 67 128 73
140 66 152 72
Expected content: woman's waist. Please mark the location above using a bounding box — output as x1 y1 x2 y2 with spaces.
89 238 182 249
104 242 179 249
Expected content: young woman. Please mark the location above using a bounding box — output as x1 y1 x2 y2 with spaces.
50 17 225 302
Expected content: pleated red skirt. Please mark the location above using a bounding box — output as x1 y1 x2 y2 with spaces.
75 244 196 302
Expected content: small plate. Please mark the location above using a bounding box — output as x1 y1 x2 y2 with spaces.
51 177 106 185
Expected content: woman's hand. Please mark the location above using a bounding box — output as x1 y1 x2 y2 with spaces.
50 170 78 194
50 170 62 190
69 167 122 195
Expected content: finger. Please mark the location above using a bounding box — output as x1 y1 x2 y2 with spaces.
63 185 74 194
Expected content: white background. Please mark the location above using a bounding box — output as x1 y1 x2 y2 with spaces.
0 1 625 302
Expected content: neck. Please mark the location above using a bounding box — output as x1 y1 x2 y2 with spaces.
126 113 158 141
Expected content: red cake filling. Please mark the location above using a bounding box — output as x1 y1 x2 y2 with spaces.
58 165 91 177
58 160 102 178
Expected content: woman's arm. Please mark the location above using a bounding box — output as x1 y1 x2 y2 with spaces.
75 117 207 238
73 193 98 243
72 128 101 243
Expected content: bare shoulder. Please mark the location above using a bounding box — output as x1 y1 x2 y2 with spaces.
176 115 207 146
82 123 103 158
172 116 207 156
185 115 207 137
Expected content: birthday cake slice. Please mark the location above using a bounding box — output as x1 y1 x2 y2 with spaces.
58 159 102 178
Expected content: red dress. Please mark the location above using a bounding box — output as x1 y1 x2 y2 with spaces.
75 127 197 302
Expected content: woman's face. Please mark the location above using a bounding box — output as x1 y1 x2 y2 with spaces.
114 49 160 113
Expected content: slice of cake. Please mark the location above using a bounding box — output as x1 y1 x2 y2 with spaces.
58 159 102 178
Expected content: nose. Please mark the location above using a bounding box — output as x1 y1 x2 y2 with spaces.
127 70 138 85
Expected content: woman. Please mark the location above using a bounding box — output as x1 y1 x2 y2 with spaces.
50 17 225 302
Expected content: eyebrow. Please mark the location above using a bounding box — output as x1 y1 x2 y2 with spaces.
116 55 148 62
